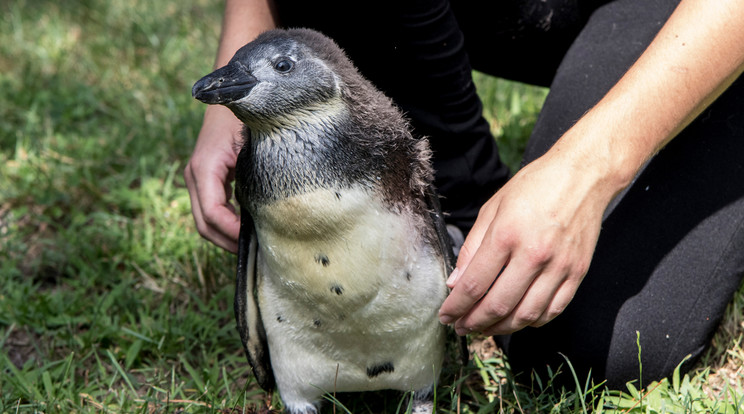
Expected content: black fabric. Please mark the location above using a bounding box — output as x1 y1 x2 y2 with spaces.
273 0 744 389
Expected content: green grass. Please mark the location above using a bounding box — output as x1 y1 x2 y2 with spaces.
1 0 742 412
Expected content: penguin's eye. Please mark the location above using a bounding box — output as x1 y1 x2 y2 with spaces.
273 59 294 73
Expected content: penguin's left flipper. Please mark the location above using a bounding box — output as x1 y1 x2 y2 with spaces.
425 187 469 366
234 208 275 391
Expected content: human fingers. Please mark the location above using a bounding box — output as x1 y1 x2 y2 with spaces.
438 216 511 325
184 158 240 253
449 246 544 335
529 278 579 327
456 259 572 335
185 106 243 252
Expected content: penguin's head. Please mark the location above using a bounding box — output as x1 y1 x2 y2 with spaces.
192 29 351 127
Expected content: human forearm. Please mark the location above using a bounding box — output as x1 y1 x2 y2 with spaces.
555 0 744 196
214 0 277 68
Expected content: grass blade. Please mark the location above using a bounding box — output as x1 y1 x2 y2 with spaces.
179 354 205 392
106 349 137 394
559 353 589 414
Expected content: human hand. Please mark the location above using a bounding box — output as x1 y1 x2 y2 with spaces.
438 149 619 336
437 0 744 338
184 105 244 253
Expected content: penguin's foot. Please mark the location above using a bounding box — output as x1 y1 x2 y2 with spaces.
285 402 318 414
411 400 434 414
410 385 435 414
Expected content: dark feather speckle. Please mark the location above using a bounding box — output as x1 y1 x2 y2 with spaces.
314 254 330 267
330 284 344 295
366 362 395 378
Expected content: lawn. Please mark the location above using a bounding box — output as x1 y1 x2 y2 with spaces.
1 0 743 412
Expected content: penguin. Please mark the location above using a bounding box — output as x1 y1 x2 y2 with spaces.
192 28 459 414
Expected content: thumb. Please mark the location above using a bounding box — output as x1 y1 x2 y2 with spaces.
447 195 500 288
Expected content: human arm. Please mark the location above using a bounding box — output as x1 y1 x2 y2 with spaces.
184 0 277 252
438 0 744 335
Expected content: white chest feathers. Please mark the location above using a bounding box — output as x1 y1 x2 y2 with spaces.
251 185 449 409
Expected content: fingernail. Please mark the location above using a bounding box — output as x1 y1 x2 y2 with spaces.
446 267 460 287
439 313 453 325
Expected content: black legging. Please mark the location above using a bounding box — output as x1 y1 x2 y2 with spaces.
274 0 744 389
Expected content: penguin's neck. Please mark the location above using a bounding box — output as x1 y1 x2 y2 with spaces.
238 103 381 206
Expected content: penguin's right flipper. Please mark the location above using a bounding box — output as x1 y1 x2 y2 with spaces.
234 208 275 391
425 186 469 366
424 186 455 274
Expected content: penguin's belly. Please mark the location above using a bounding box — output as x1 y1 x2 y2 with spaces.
252 186 448 401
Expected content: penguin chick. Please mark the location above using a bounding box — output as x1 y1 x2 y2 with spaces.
193 28 455 414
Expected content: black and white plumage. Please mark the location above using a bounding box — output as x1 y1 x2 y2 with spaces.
192 28 457 414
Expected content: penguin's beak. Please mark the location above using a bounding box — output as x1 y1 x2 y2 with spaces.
192 63 258 105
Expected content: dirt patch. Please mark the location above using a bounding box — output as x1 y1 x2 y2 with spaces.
703 322 744 399
3 324 40 369
469 335 500 362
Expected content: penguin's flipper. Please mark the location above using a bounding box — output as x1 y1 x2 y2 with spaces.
425 186 469 366
234 208 275 391
425 186 455 273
